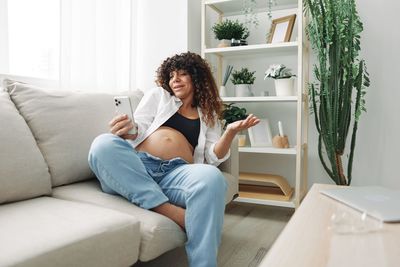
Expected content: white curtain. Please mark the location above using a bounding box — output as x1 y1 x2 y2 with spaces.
60 0 136 92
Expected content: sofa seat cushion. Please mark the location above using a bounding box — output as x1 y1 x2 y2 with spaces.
52 180 186 262
0 197 140 267
0 91 51 204
4 79 143 187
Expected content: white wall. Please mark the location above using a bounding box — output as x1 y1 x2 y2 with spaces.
352 0 400 188
136 0 201 91
188 0 201 54
0 0 9 73
377 1 400 188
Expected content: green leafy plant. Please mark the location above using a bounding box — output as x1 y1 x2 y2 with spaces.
212 19 250 40
221 103 248 129
231 67 256 85
264 64 296 80
305 0 370 185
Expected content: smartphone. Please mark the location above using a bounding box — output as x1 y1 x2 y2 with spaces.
113 96 137 135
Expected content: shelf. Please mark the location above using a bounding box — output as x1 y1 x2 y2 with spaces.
204 42 298 57
205 0 298 16
221 96 298 102
239 146 297 155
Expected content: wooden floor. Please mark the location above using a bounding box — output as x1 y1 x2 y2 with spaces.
133 202 293 267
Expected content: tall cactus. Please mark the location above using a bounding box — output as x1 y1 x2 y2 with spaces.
304 0 370 185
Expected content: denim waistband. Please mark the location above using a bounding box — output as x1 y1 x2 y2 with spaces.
137 151 188 179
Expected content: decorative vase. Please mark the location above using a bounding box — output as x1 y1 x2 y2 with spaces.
219 85 227 97
274 78 295 96
218 39 231 48
234 84 253 97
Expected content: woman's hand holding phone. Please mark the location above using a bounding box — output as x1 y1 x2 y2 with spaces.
109 113 138 140
111 96 138 140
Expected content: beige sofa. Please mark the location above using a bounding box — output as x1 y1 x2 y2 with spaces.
0 79 239 267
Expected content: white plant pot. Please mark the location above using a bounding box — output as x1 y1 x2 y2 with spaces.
234 84 253 97
274 78 295 96
217 39 231 48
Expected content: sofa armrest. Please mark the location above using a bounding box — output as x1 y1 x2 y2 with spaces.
218 136 239 180
219 137 239 202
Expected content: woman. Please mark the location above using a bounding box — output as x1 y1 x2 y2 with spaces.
88 52 259 267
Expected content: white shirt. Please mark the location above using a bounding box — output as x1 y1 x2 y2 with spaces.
128 87 230 166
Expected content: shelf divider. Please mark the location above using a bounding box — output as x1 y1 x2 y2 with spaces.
221 96 298 102
239 146 297 155
204 42 298 57
205 0 298 16
234 196 296 208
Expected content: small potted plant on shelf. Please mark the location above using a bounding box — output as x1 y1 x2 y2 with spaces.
231 67 256 97
221 103 248 146
212 19 250 47
264 64 296 96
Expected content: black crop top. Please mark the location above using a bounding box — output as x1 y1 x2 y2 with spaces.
162 112 200 149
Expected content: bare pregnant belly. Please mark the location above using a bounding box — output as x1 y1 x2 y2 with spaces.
136 126 194 163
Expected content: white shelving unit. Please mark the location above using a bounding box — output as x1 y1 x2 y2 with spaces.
201 0 309 208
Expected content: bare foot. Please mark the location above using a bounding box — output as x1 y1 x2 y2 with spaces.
152 203 186 231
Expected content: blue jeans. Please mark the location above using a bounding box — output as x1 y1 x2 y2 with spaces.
88 133 227 267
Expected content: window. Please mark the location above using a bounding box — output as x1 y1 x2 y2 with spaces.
1 0 136 91
6 0 59 79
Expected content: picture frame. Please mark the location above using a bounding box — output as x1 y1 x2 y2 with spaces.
248 119 273 147
267 14 296 44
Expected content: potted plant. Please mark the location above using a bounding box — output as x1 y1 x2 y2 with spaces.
264 64 296 96
231 67 256 97
305 0 370 185
212 19 250 47
221 103 248 146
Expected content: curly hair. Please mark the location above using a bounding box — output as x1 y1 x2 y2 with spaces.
156 52 222 127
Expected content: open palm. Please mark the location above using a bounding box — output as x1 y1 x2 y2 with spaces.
227 114 260 133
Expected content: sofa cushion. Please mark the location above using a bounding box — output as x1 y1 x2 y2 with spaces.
0 91 52 204
52 170 237 262
4 79 143 186
0 197 140 267
52 180 186 262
